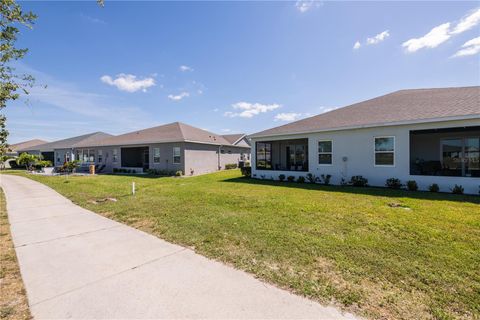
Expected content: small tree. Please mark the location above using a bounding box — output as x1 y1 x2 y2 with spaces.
16 152 38 171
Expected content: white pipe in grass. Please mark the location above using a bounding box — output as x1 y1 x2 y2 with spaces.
132 181 135 195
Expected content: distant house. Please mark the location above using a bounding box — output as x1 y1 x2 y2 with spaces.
18 132 113 166
71 122 250 175
249 86 480 194
7 139 48 157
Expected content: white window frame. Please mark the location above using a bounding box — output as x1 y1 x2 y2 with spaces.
318 140 333 166
374 136 395 167
173 147 181 164
153 147 160 163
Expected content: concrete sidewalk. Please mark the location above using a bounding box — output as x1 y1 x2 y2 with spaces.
1 174 357 319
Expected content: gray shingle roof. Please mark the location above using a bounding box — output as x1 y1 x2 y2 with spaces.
18 132 112 152
9 139 48 152
221 134 246 145
251 86 480 137
75 122 245 147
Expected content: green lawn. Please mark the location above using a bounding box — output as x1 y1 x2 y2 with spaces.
3 170 479 319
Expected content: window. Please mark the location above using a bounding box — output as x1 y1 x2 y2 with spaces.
153 147 160 163
256 142 272 170
173 147 181 164
220 149 225 154
56 152 60 163
375 136 395 166
441 137 479 177
88 149 95 163
98 150 103 163
113 149 118 163
318 140 332 165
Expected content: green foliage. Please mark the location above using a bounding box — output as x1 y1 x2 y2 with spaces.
224 163 238 170
16 152 37 170
451 184 464 195
146 169 176 176
286 175 295 182
429 183 440 192
385 178 403 189
278 174 286 182
175 170 183 177
305 173 318 184
36 160 52 168
349 175 368 187
240 166 251 177
320 174 332 186
296 176 305 183
0 0 37 160
406 180 418 191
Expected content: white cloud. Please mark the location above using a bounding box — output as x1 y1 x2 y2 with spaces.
366 30 390 45
402 8 480 53
452 36 480 57
402 23 451 53
295 0 322 13
221 129 231 132
224 102 281 118
168 92 190 101
451 8 480 34
274 113 303 122
353 41 361 50
100 74 155 92
179 65 193 72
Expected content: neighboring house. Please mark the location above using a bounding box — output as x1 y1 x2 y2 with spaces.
73 122 251 175
249 86 480 194
7 139 48 157
18 132 113 166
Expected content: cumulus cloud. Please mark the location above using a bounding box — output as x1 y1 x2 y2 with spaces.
354 30 389 50
366 30 390 45
179 65 194 72
295 0 322 13
224 102 281 118
403 8 480 53
274 113 303 122
402 23 451 53
168 92 190 101
452 36 480 57
100 74 155 92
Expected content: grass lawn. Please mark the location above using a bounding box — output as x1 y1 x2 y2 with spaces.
3 170 479 319
0 188 31 320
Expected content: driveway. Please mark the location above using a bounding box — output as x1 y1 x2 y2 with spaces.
1 174 357 319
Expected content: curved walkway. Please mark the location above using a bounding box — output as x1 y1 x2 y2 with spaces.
1 174 357 319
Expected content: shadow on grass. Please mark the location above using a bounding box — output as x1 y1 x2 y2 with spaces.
223 177 480 205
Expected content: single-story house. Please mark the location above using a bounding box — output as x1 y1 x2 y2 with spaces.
7 139 48 157
72 122 251 175
249 86 480 194
18 132 113 166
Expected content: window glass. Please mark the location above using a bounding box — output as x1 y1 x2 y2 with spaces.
256 142 272 169
113 149 118 162
173 147 181 164
153 147 160 163
375 137 394 166
318 141 332 165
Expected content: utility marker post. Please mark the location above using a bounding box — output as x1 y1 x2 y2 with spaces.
132 181 136 195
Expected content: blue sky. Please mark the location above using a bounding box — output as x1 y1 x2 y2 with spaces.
6 1 480 143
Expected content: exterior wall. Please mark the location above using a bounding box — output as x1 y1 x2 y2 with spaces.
53 148 73 167
219 146 251 169
251 119 480 194
148 142 185 174
184 143 219 175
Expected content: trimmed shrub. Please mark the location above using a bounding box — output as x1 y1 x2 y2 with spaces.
386 178 402 189
406 180 418 191
287 176 295 182
349 175 368 187
451 184 464 195
175 170 183 177
306 173 317 184
320 174 332 186
240 166 251 177
278 174 286 182
428 183 439 192
297 176 305 183
225 163 238 170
